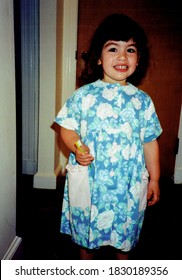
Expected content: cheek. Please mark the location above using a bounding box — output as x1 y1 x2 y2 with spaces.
102 55 113 66
133 55 139 64
129 56 138 68
100 60 109 72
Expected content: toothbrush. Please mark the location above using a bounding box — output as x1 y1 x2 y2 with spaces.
75 140 92 168
74 139 85 153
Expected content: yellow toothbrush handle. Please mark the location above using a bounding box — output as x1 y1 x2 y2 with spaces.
74 140 85 153
75 140 92 168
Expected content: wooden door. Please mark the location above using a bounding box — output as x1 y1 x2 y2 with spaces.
76 0 182 178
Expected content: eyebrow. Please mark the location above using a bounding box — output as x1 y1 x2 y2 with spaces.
104 41 137 48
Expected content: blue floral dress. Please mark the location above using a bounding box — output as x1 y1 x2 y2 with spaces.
55 79 162 252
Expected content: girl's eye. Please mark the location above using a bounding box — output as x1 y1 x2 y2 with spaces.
127 48 137 53
108 47 117 52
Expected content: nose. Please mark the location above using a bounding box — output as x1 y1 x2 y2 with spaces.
118 51 126 61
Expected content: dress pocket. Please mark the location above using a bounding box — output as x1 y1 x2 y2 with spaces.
66 163 91 209
139 169 149 211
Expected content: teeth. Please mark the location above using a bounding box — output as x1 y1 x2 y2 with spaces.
115 65 127 69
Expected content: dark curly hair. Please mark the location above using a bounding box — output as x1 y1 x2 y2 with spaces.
80 13 149 86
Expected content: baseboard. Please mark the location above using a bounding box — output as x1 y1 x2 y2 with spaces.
34 172 57 189
2 236 22 260
174 168 182 184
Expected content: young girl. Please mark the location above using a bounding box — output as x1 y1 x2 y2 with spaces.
55 13 162 260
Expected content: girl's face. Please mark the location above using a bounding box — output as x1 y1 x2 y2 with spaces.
98 39 139 86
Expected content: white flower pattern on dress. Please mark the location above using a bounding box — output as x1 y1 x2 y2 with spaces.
82 94 96 111
80 120 87 137
61 118 78 130
97 210 115 230
131 97 142 110
97 103 116 120
144 102 155 120
102 86 118 101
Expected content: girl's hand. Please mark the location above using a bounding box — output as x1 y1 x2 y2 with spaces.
147 180 160 206
75 143 94 166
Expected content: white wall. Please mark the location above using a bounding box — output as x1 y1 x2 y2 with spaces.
0 0 17 259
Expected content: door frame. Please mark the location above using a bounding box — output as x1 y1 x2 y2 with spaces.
174 106 182 183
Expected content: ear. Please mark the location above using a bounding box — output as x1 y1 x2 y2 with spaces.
97 59 102 65
137 53 140 65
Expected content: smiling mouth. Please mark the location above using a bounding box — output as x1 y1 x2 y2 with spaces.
114 65 128 70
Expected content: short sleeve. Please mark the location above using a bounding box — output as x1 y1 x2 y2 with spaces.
54 90 81 134
140 97 162 143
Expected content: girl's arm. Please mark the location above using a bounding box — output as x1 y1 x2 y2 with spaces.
60 127 94 166
143 139 160 206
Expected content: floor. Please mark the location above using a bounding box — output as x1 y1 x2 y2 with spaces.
13 175 182 260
